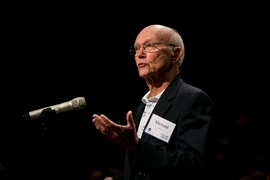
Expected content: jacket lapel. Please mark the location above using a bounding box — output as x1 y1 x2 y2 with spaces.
140 74 184 141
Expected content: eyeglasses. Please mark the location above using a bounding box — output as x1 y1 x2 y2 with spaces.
129 42 175 55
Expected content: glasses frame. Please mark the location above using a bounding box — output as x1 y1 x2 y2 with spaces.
129 42 175 55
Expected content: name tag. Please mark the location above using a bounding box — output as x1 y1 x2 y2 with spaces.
144 114 176 143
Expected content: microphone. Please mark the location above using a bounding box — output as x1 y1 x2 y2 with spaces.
23 97 87 120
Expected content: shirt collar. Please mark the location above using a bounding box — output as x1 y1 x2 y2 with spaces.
141 89 165 104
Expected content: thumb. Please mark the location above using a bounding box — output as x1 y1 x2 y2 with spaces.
126 110 135 127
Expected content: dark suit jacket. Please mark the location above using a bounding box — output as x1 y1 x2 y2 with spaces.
112 74 215 180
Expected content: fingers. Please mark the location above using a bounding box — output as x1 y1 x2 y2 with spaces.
93 112 135 131
92 114 118 129
92 114 109 124
92 114 105 126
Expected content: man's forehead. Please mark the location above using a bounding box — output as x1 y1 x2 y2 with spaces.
136 32 157 43
136 28 169 44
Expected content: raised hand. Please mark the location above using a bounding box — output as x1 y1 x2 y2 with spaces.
92 110 139 152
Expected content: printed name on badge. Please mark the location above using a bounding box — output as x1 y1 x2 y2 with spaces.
145 114 176 143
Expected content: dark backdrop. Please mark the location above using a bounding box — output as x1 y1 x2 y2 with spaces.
1 3 269 180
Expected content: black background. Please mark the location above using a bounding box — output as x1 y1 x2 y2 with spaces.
1 3 269 180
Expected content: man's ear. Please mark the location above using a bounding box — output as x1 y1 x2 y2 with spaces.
172 47 182 62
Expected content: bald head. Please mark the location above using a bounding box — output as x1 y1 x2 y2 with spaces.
137 24 185 66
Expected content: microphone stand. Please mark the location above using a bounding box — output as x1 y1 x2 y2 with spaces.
27 108 57 179
36 108 56 155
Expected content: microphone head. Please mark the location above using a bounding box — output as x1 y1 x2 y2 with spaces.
71 97 87 110
22 97 87 120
